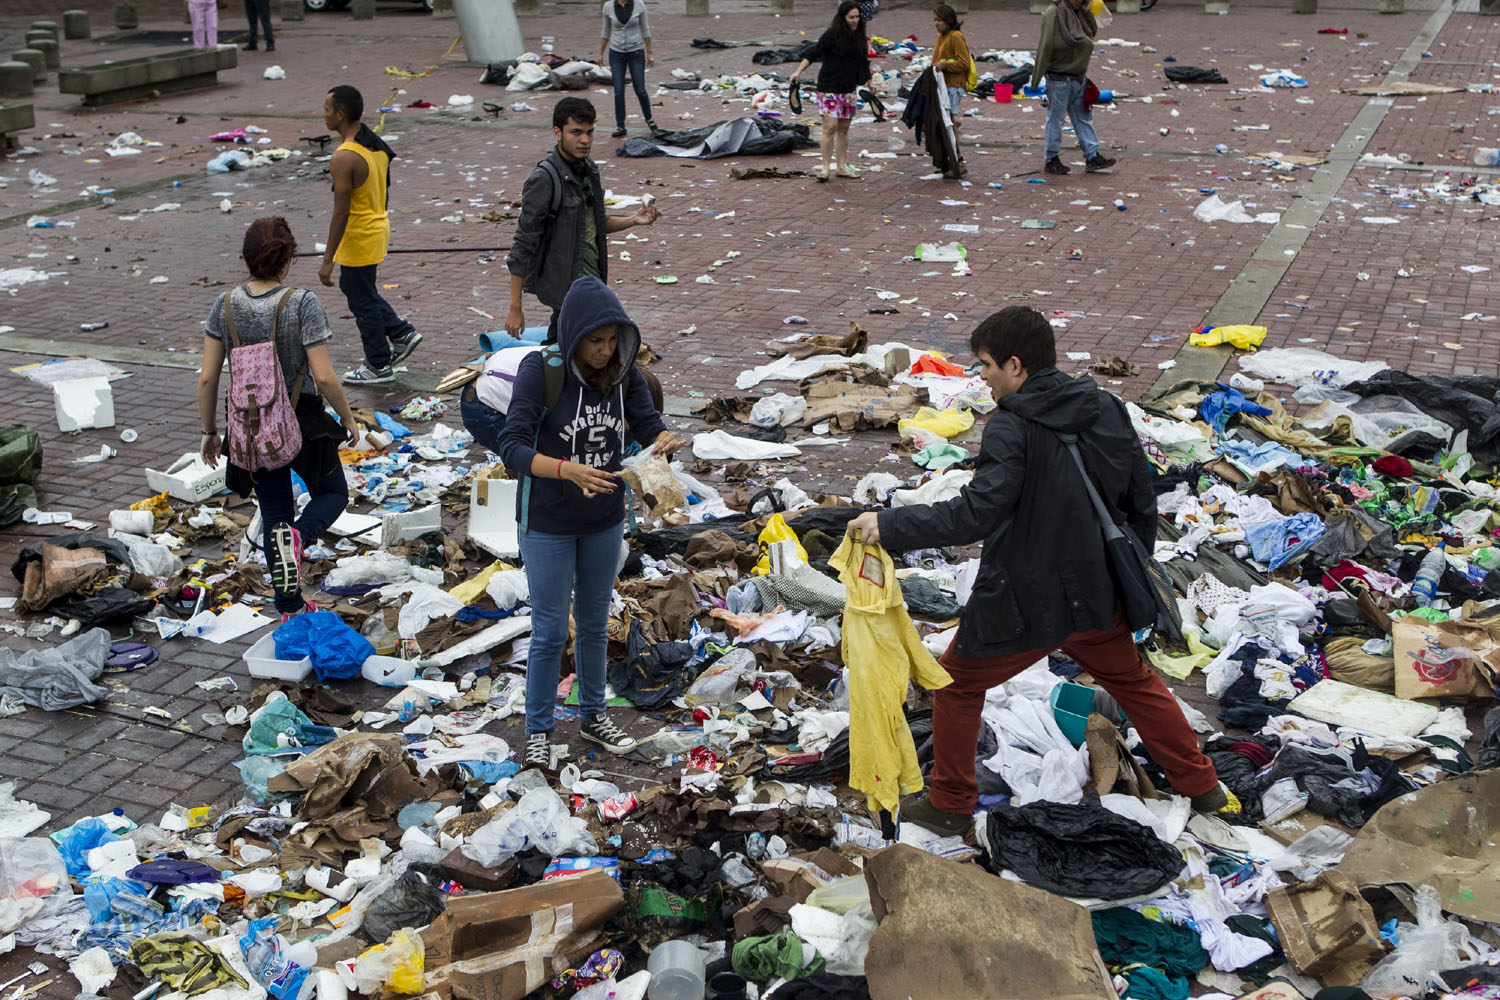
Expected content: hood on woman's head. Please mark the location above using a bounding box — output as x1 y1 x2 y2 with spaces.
557 275 641 387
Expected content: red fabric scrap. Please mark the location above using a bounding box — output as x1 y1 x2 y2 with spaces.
1372 455 1414 478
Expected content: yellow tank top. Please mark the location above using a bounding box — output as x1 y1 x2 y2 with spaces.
333 140 390 267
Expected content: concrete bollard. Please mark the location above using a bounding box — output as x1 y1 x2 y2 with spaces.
25 31 53 48
282 0 305 20
31 38 60 70
770 0 793 11
30 21 59 37
63 10 92 39
1029 0 1049 11
351 0 375 16
1292 0 1315 11
114 3 140 29
0 62 33 98
1377 0 1403 10
431 0 455 14
12 50 46 83
1115 0 1141 11
514 0 539 13
183 0 191 22
1203 0 1229 11
949 0 968 12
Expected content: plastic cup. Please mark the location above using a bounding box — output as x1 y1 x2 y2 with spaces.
647 940 705 1000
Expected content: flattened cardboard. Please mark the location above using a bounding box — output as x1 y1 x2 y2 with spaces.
420 868 623 1000
1265 871 1388 986
1338 769 1500 924
863 844 1115 1000
1391 617 1497 702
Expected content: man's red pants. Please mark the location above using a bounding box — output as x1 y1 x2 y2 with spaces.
929 614 1220 815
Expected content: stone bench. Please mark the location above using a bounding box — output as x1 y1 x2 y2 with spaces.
0 103 35 153
58 44 236 107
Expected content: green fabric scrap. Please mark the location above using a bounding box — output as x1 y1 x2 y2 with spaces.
1092 907 1206 1000
913 442 969 470
731 933 826 983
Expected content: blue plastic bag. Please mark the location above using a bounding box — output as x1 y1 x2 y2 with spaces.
240 917 311 1000
273 610 375 681
57 818 118 877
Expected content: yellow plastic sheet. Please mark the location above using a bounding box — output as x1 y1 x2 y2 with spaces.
448 560 514 605
896 406 975 441
830 537 952 813
1143 629 1216 680
1189 325 1267 351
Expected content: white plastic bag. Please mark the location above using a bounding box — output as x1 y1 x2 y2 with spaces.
484 570 530 610
1362 885 1474 998
396 583 463 639
461 786 596 867
1237 348 1389 389
0 783 50 838
749 393 807 428
128 541 184 578
325 551 413 588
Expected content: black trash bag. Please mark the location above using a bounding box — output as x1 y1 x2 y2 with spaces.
1343 370 1500 463
691 37 731 49
998 66 1033 88
606 618 698 710
771 974 872 1000
0 492 27 529
752 42 816 65
980 794 1186 899
53 588 155 627
1164 65 1228 84
899 577 960 619
548 70 592 91
364 868 447 942
480 60 516 85
11 532 132 584
636 519 753 559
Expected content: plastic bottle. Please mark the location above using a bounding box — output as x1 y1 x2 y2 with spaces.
1411 542 1447 607
99 808 137 835
1114 199 1126 211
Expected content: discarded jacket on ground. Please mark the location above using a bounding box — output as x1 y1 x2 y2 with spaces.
619 117 816 159
753 42 816 65
607 618 697 710
1164 65 1228 84
979 794 1187 900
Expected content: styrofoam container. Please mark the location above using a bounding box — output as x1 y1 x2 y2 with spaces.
469 473 519 559
361 654 416 687
244 633 313 681
145 452 228 503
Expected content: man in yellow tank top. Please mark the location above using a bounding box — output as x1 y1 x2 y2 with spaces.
319 85 421 385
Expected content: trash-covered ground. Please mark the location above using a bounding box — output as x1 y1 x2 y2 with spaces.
7 2 1500 1000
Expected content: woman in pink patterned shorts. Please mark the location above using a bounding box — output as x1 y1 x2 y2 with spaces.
790 1 878 182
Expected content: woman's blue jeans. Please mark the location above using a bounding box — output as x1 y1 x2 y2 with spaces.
520 523 622 734
610 48 652 129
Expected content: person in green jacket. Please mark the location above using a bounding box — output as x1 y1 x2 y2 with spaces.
1032 0 1116 175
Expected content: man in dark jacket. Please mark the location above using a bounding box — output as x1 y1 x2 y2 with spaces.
845 306 1223 834
505 97 661 344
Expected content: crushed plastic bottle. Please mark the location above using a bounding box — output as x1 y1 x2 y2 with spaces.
1412 542 1446 608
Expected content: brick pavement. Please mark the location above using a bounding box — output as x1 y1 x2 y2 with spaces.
1 0 1499 993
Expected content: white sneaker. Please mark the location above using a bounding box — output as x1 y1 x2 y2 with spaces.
341 363 394 385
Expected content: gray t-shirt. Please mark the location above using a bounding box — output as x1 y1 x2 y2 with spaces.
205 284 332 398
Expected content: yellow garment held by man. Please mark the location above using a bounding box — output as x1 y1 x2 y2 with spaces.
830 536 952 814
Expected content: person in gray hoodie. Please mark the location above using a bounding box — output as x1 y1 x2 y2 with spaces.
598 0 655 137
497 275 682 770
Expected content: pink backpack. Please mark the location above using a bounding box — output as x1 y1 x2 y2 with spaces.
223 287 306 474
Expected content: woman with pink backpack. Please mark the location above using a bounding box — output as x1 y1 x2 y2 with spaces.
196 217 361 620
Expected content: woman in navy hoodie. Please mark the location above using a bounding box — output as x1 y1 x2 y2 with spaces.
498 276 682 770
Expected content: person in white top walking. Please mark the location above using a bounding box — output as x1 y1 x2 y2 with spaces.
598 0 655 138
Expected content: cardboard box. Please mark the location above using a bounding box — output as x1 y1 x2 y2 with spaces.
1266 871 1389 986
1391 616 1498 701
469 472 518 560
53 376 114 431
421 868 623 1000
145 452 228 503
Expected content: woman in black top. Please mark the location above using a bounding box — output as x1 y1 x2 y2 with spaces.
790 1 879 182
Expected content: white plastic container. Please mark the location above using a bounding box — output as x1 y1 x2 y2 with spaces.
244 634 313 682
361 654 416 687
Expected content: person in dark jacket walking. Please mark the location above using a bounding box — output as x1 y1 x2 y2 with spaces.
504 98 661 344
845 306 1224 834
497 275 683 770
789 1 880 182
242 0 272 51
1032 0 1115 175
